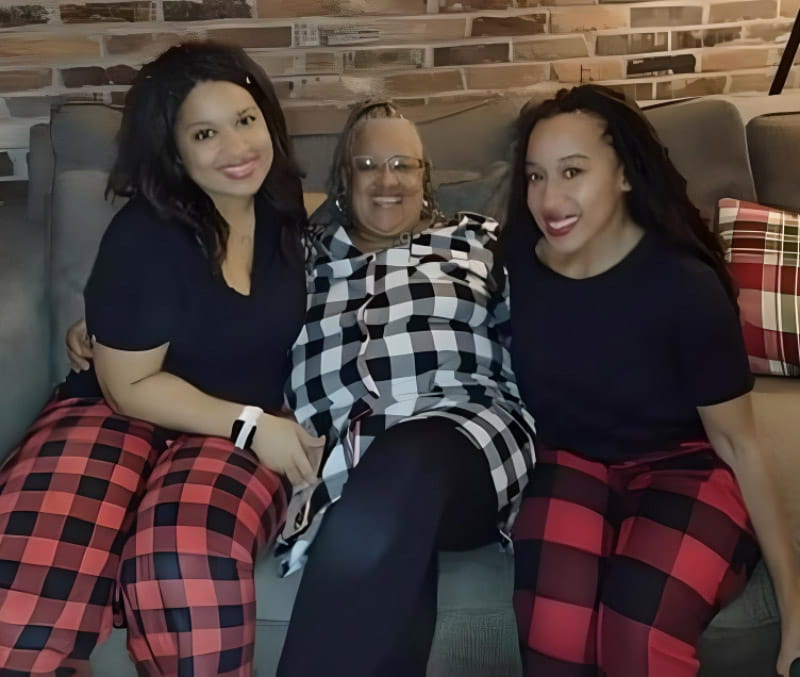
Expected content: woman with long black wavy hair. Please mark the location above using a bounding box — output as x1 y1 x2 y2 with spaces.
0 42 322 674
504 84 800 677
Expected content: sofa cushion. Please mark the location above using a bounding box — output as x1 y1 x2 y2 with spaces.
435 162 510 223
698 560 780 676
250 543 519 677
50 170 124 379
51 103 121 172
644 99 756 226
746 113 800 213
718 198 800 377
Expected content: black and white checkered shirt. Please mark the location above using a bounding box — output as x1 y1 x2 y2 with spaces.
277 212 536 575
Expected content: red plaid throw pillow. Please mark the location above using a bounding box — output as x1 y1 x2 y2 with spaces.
718 198 800 377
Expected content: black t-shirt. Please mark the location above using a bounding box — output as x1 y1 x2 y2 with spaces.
506 231 754 460
62 196 306 412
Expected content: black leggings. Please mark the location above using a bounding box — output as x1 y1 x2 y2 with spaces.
277 417 498 677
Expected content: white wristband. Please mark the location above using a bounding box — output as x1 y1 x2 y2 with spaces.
230 405 263 449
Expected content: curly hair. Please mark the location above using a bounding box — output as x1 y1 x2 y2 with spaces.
503 84 736 305
326 98 439 224
108 41 306 271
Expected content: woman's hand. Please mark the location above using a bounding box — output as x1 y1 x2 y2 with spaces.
66 318 93 372
251 414 325 487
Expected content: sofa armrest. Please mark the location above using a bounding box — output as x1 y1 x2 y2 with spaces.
0 199 52 460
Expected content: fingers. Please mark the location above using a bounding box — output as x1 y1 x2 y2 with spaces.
292 447 317 485
296 424 325 448
76 335 94 359
65 322 94 371
67 350 90 372
284 465 305 488
306 443 324 476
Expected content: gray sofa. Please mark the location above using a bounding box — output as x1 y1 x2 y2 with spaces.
1 92 799 676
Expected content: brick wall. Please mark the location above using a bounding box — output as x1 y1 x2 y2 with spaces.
0 0 798 176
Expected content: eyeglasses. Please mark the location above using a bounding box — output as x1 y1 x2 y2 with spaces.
352 154 426 176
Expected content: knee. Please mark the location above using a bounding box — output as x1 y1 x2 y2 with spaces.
312 506 403 579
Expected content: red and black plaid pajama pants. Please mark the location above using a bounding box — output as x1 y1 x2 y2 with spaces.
0 396 287 676
513 443 760 677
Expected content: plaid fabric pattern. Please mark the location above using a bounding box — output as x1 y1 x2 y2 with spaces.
0 396 286 675
120 434 286 676
719 197 800 376
513 444 759 677
279 213 537 575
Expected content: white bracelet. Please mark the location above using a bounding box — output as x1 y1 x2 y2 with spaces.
230 405 263 449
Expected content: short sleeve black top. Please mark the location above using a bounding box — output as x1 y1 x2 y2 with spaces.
62 196 306 412
506 231 754 460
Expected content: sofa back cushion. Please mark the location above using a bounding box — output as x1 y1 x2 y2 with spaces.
643 98 757 226
746 112 800 213
50 171 125 378
47 104 125 379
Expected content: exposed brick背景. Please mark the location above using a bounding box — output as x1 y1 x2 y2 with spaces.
257 0 425 18
596 32 669 56
372 18 468 42
609 82 655 100
744 21 793 40
514 36 589 61
471 14 547 37
550 6 628 33
348 48 425 70
0 34 100 59
106 64 138 84
104 32 182 56
708 0 777 22
781 0 800 17
0 5 50 28
655 75 727 98
163 0 251 21
434 43 509 66
0 0 797 112
631 6 704 28
441 0 518 10
61 66 110 87
551 59 625 82
671 27 743 49
207 27 292 48
728 70 777 91
701 47 773 71
60 1 156 23
385 69 464 96
0 69 52 92
464 62 548 89
628 53 696 77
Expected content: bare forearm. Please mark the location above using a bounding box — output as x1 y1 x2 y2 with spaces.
106 370 250 439
731 449 800 620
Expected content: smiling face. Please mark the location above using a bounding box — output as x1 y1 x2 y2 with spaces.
525 111 634 266
348 117 426 250
174 80 273 211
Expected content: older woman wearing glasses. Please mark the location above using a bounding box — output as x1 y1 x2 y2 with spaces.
274 99 536 676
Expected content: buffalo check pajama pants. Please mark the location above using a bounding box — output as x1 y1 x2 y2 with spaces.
513 443 760 677
0 396 287 676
